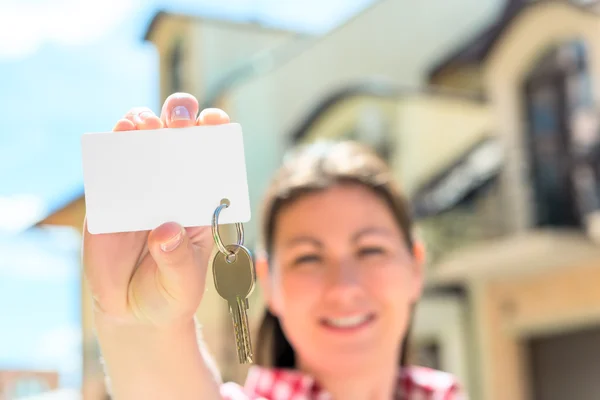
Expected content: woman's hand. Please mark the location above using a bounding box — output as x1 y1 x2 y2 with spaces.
83 92 230 329
82 93 229 399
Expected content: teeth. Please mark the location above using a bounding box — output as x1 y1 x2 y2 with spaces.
325 314 370 328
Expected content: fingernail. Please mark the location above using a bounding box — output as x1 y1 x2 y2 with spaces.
139 111 153 121
171 106 191 122
160 227 184 252
134 111 153 124
199 108 227 123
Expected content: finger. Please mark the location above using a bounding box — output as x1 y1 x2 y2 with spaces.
160 93 199 128
124 107 163 130
196 108 230 126
113 118 136 132
146 222 208 303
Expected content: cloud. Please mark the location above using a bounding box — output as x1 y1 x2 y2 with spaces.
0 0 140 58
0 227 81 281
33 325 83 387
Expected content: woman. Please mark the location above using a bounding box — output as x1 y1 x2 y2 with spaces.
84 93 466 399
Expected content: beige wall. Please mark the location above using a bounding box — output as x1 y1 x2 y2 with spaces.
474 258 600 400
483 2 600 234
299 95 398 144
430 65 485 93
147 15 301 103
146 16 195 103
195 23 302 95
411 294 472 394
393 95 493 195
296 91 493 190
430 229 600 400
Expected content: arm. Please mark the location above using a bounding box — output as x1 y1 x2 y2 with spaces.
83 98 240 400
96 315 224 400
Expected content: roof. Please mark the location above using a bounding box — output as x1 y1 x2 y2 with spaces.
426 0 598 80
288 79 486 144
143 8 298 42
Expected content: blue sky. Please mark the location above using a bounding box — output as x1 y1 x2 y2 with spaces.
0 227 82 389
0 0 374 391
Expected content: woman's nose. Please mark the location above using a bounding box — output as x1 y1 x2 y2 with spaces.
323 260 364 302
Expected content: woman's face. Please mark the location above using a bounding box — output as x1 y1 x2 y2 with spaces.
260 183 423 375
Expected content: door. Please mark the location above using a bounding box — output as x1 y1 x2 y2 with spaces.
528 325 600 400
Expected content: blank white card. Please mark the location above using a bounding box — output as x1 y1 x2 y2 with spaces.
81 123 251 234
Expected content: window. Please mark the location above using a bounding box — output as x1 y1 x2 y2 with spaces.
523 39 595 228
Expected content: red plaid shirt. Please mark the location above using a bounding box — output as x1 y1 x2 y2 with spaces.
220 365 466 399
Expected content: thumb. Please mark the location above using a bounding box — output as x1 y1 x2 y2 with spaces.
147 222 207 303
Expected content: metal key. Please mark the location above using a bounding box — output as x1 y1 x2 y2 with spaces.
212 243 256 364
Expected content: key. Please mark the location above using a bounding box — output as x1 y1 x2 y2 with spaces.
212 243 256 364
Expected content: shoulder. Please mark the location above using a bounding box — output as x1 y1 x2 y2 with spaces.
399 366 466 399
220 381 266 400
221 366 316 400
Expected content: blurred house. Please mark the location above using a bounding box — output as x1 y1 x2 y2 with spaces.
421 2 600 400
33 0 600 399
0 369 59 400
152 0 597 398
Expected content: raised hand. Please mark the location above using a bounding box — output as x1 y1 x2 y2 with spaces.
83 92 230 328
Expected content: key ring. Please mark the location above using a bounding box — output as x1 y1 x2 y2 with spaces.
212 198 244 262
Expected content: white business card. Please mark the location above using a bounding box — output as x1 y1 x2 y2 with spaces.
81 123 251 234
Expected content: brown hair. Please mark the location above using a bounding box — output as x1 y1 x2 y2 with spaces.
254 140 416 368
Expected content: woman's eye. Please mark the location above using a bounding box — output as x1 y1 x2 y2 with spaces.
358 247 385 257
293 254 321 266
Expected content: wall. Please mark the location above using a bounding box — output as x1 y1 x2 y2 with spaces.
145 15 195 102
299 95 398 144
394 95 493 196
146 15 300 103
411 294 472 395
476 255 600 400
197 22 302 95
296 91 493 195
430 65 485 93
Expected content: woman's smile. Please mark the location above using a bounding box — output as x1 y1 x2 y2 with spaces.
319 312 377 333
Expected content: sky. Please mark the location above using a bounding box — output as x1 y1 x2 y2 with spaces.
0 0 374 393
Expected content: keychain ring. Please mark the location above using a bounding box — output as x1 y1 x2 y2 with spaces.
212 200 244 258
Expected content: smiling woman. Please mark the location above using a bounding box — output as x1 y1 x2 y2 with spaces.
235 139 464 399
